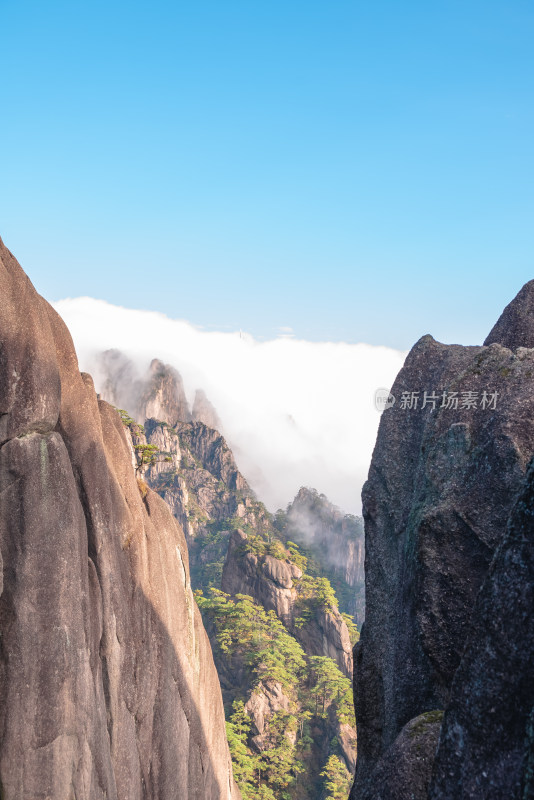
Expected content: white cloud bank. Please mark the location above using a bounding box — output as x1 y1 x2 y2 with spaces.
53 298 407 514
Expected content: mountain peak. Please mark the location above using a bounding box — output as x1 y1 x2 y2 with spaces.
484 279 534 349
192 388 222 431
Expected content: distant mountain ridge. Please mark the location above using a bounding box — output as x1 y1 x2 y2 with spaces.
96 349 222 430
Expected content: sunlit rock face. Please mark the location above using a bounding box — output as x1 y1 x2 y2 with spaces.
352 281 534 800
0 237 240 800
222 528 353 678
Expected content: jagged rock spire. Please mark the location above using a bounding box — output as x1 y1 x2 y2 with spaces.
484 279 534 349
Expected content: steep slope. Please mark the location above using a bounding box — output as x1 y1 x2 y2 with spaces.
484 278 534 349
198 587 356 800
92 347 360 798
110 399 357 796
429 456 534 799
0 237 240 799
352 282 534 799
114 381 356 679
221 528 353 678
96 351 195 428
139 358 192 424
284 487 365 623
130 416 257 592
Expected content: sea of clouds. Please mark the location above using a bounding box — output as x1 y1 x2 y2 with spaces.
53 297 407 514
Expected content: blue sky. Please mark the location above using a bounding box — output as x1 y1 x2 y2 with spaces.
1 0 533 349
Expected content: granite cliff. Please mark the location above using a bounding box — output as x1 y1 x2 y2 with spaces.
0 238 240 799
352 281 534 800
222 528 353 678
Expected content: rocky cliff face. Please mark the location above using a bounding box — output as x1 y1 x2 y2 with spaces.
0 238 240 800
287 487 365 622
222 529 353 678
352 282 534 799
128 416 259 597
429 456 534 799
96 350 222 432
139 358 192 425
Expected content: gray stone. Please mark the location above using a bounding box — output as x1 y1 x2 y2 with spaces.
429 458 534 800
352 286 534 799
484 279 534 349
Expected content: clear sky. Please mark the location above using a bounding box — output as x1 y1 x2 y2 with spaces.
1 0 533 349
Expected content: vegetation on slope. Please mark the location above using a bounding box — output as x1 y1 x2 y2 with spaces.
197 589 355 800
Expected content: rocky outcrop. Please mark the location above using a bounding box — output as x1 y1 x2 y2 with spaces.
221 529 353 677
177 421 249 494
96 350 224 434
352 282 534 799
221 529 300 625
0 238 240 799
429 457 534 800
294 603 353 678
244 681 295 751
287 487 365 621
484 278 534 349
132 418 255 547
288 488 364 582
355 712 443 800
138 358 192 425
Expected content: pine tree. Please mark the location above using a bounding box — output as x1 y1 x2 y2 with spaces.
320 755 352 800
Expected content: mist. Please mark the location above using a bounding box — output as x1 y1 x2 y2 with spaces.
53 297 406 514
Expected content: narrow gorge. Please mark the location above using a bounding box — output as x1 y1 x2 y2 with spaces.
2 233 534 800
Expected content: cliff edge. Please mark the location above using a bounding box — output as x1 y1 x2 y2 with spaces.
0 237 240 800
352 281 534 800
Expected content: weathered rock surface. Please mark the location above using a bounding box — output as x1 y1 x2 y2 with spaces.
429 457 534 800
244 681 294 751
295 603 353 678
484 278 534 349
96 349 224 434
354 711 443 800
139 358 192 425
221 529 353 677
222 529 298 625
0 237 240 800
133 418 255 556
352 281 534 799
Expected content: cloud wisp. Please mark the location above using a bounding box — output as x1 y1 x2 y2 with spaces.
53 297 407 514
